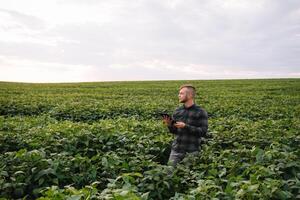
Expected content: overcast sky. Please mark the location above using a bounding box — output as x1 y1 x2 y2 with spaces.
0 0 299 82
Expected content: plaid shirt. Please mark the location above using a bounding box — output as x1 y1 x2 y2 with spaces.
168 104 208 153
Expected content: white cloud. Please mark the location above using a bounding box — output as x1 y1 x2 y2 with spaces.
0 55 93 82
1 0 121 27
108 59 299 80
0 9 81 46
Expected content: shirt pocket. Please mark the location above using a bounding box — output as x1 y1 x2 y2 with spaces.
187 112 200 125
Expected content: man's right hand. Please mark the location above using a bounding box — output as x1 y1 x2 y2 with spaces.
162 116 172 126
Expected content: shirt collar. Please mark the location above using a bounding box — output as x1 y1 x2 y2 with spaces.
184 103 196 110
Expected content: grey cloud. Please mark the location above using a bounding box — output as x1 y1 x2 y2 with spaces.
0 8 45 30
0 0 299 81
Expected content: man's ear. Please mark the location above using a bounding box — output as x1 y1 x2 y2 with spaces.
187 91 192 99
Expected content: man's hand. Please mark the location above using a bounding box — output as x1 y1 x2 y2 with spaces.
162 116 172 126
174 121 186 129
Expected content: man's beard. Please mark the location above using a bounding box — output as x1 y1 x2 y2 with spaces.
179 98 187 103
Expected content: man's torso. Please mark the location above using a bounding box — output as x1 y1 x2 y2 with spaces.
171 104 208 153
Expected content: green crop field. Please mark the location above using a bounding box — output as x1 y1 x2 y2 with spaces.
0 79 299 199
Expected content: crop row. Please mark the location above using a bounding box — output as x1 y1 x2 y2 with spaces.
1 113 299 199
1 94 298 123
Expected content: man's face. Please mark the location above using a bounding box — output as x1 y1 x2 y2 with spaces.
178 88 189 103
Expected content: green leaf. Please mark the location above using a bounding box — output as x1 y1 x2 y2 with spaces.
39 178 45 186
141 192 150 200
66 195 82 200
14 171 25 176
275 190 292 199
1 171 9 177
35 168 55 181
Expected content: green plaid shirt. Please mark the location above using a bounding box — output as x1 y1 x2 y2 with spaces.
168 104 208 153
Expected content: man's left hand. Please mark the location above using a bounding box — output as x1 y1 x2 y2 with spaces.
174 122 186 128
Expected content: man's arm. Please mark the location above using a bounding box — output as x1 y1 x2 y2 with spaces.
167 124 177 134
162 113 178 134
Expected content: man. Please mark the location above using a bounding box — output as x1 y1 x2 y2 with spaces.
163 84 208 166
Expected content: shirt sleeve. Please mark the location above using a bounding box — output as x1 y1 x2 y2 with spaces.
185 109 208 137
167 124 177 134
167 112 178 134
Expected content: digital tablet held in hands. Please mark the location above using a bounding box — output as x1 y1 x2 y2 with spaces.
160 113 171 118
160 113 176 125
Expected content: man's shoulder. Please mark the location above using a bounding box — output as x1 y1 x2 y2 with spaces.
193 105 208 116
194 104 205 111
173 104 207 115
174 104 206 111
173 106 184 116
175 105 184 111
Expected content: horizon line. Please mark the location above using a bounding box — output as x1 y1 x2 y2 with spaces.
1 77 299 84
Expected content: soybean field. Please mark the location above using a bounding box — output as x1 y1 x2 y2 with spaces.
0 79 299 199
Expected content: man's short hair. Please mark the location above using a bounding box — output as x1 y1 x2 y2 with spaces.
179 84 196 98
